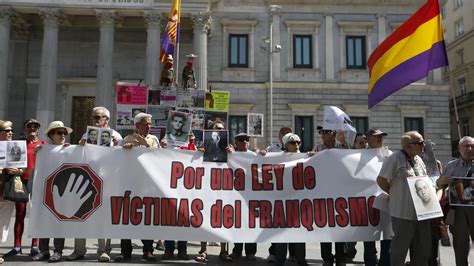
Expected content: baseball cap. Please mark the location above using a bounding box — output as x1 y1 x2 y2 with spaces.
366 128 388 137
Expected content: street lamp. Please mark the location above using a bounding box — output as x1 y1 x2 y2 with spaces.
268 4 281 145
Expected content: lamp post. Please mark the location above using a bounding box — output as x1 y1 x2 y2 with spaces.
268 5 281 145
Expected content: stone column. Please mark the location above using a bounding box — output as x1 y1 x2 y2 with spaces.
377 14 386 44
0 8 14 119
144 11 163 87
95 9 116 110
325 14 334 81
192 12 211 90
37 8 63 127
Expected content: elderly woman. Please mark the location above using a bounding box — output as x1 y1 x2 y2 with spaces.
32 121 73 262
273 133 307 266
0 120 17 264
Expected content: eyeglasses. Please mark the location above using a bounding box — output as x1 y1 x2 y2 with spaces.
92 115 108 120
54 131 68 136
409 140 425 146
26 123 40 128
319 130 333 135
0 129 13 133
288 141 301 145
237 138 249 142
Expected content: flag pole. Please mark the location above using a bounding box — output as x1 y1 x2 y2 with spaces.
174 0 181 87
447 66 462 139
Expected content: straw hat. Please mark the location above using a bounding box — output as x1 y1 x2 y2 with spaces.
44 121 73 136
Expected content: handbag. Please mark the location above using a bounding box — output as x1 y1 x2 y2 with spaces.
3 175 29 202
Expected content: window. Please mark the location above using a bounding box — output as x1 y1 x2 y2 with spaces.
404 117 424 136
293 35 312 68
352 117 369 134
295 116 314 152
346 36 366 69
229 34 248 67
461 118 470 137
458 77 466 96
454 0 463 9
229 116 247 144
455 19 464 37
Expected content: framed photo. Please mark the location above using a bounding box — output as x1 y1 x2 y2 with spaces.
247 113 263 137
1 140 27 168
449 177 474 207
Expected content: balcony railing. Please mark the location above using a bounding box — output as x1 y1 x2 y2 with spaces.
1 0 153 8
450 91 474 109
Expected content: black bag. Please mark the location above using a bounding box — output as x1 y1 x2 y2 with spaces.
3 175 29 202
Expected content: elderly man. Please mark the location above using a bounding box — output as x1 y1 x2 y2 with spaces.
437 136 474 266
117 113 160 262
68 107 123 262
377 131 430 265
313 126 347 265
267 126 292 152
265 126 292 263
228 133 258 261
364 128 391 266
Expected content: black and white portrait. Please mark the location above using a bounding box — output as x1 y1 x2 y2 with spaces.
203 130 228 162
165 111 192 145
449 177 474 207
408 176 443 220
4 141 27 168
99 129 113 147
86 127 99 145
247 113 264 137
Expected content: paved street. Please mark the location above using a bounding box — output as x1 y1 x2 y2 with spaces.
0 218 469 265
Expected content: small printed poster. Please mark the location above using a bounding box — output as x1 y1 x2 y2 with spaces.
203 130 228 162
0 140 27 168
160 89 177 106
177 88 205 108
204 111 227 130
176 108 205 130
148 105 174 128
164 111 193 147
85 126 113 147
205 90 229 112
247 113 264 137
407 176 443 220
116 84 147 105
449 177 474 207
148 88 161 105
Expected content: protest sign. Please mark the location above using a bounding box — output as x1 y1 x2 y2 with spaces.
0 141 27 168
30 147 391 242
407 176 443 220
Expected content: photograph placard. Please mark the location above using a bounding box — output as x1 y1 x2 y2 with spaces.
407 176 443 220
85 127 113 147
449 177 474 207
0 140 27 168
247 113 264 137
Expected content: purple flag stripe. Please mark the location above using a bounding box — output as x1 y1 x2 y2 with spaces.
368 40 448 108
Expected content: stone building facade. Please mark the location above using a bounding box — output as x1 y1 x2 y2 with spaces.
0 0 452 163
441 0 474 156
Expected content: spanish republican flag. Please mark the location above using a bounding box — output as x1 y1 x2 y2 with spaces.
160 0 181 63
367 0 448 108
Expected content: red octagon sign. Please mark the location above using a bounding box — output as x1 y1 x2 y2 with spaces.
44 163 102 221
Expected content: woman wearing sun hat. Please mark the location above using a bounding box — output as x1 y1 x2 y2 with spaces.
32 121 72 263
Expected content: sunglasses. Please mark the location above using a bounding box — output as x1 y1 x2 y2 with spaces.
237 138 250 142
92 115 108 120
0 129 13 133
26 123 40 128
288 141 301 145
54 131 68 136
319 130 333 135
409 140 425 146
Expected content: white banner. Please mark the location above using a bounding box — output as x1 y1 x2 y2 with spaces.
29 146 392 242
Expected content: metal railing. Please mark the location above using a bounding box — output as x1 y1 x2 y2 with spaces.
450 91 474 109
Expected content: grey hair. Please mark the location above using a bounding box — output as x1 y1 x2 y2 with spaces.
459 136 474 146
92 106 111 118
134 113 152 124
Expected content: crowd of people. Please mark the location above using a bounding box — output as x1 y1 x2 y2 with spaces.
0 108 473 266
